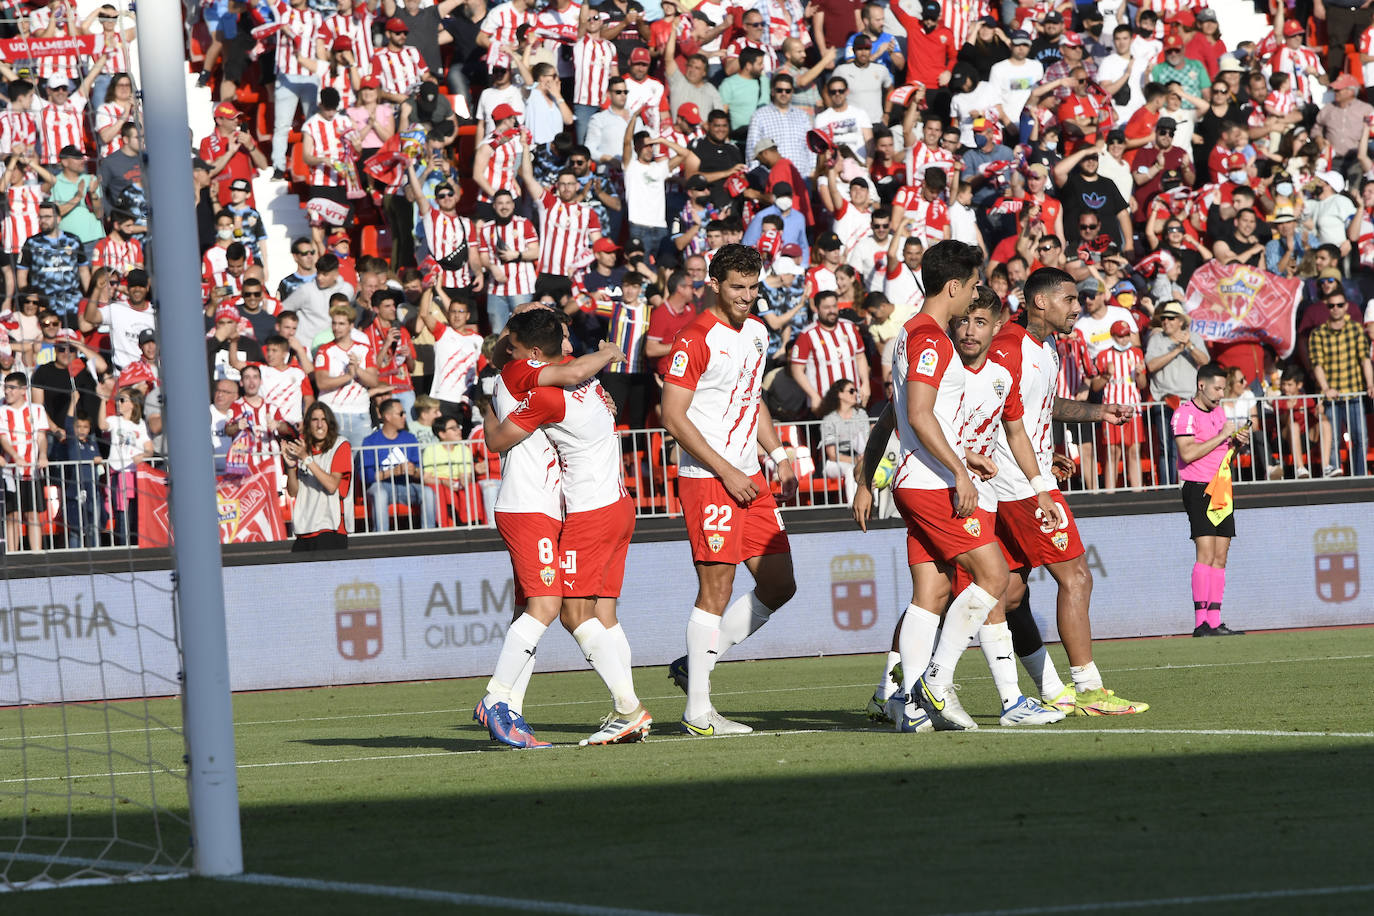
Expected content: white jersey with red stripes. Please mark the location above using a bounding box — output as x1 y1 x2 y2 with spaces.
423 209 474 288
321 9 375 75
892 188 950 248
1 111 38 156
94 102 131 157
492 371 562 519
0 401 48 479
623 75 669 133
201 245 255 282
321 68 356 111
572 35 617 107
1272 46 1326 106
26 9 79 82
476 132 521 201
662 309 770 479
91 235 144 275
272 1 323 78
314 339 375 414
36 95 86 161
903 142 955 194
989 322 1058 502
478 216 538 297
373 45 428 98
1054 330 1093 399
724 36 778 73
229 395 285 452
302 112 353 187
1263 89 1297 118
481 2 538 70
790 319 864 398
430 322 483 403
509 373 625 513
535 189 600 276
804 265 837 300
258 362 310 426
1093 345 1144 407
2 182 43 254
891 313 965 493
90 29 131 74
960 356 1021 511
941 0 989 56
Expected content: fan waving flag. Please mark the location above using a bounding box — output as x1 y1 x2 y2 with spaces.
1204 446 1236 525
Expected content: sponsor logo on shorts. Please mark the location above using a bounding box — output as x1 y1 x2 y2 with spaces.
707 532 725 553
539 565 556 587
1314 526 1359 603
963 517 982 537
669 350 689 377
915 347 939 377
831 553 877 630
1051 530 1069 552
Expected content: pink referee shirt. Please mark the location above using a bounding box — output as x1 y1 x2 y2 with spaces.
1172 399 1228 483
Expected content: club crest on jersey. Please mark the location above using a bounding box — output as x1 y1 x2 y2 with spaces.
1051 531 1069 551
539 565 556 587
753 337 765 356
669 350 689 377
963 517 982 537
707 533 725 553
993 379 1006 399
916 347 939 377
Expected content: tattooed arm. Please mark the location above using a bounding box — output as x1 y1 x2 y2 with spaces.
1053 397 1133 425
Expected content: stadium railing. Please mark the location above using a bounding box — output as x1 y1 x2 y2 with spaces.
8 393 1370 551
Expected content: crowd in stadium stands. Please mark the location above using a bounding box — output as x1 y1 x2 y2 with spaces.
0 0 1372 549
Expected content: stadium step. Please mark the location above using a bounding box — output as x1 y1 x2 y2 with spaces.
254 171 311 292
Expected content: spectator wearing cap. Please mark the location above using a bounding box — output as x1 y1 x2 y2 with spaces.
1309 288 1374 476
472 102 524 219
720 47 769 137
623 46 670 131
269 0 323 177
80 268 152 370
33 324 104 436
1271 19 1327 109
198 102 266 208
207 304 265 384
1150 34 1211 108
568 236 626 352
1185 9 1227 78
18 201 88 322
757 243 809 363
374 16 430 104
1131 116 1194 222
745 72 815 176
225 178 268 268
832 35 893 126
622 127 696 261
1302 171 1357 248
1264 205 1305 276
306 35 360 112
743 178 810 266
1315 74 1374 168
1043 32 1099 101
844 3 905 76
889 0 957 93
1028 9 1067 69
35 66 104 171
749 137 814 227
1145 300 1210 486
49 145 102 258
284 253 356 346
986 29 1043 130
475 62 525 137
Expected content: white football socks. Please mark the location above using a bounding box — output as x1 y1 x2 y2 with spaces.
1070 660 1104 692
978 622 1022 709
1019 646 1068 700
684 607 720 721
923 584 997 688
572 618 639 715
485 614 547 707
508 649 537 716
898 605 940 700
606 622 633 673
716 591 773 659
876 650 902 701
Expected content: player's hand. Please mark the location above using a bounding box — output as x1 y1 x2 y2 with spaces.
1035 492 1065 531
721 466 759 506
1051 452 1076 482
597 339 626 363
776 458 798 503
1102 403 1134 425
953 470 977 518
851 484 873 532
965 450 997 481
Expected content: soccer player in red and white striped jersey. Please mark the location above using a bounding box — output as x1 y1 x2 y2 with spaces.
790 290 870 411
519 155 602 280
373 19 429 103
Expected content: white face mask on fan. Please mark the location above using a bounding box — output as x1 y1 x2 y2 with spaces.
774 195 793 212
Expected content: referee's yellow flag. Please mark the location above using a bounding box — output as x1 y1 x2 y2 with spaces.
1204 447 1236 525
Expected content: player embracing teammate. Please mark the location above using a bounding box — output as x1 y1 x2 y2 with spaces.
661 244 798 737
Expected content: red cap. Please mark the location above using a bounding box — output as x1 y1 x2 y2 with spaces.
1061 32 1083 47
116 361 157 390
1164 34 1184 50
327 229 350 245
630 46 651 64
213 101 243 120
677 102 702 125
1218 151 1247 171
385 16 408 32
1331 73 1361 91
360 75 381 89
1175 10 1195 27
331 35 353 52
56 327 80 342
778 243 803 259
1283 20 1304 37
592 238 622 254
1110 320 1133 337
215 305 242 323
491 103 518 123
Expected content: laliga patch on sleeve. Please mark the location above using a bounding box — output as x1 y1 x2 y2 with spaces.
669 350 689 377
915 347 939 377
526 359 546 369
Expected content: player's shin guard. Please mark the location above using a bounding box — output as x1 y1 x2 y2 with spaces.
924 584 997 687
716 591 773 662
573 619 640 715
684 607 720 721
898 606 940 699
486 614 548 706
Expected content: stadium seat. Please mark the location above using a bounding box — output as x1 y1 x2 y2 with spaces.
289 143 309 185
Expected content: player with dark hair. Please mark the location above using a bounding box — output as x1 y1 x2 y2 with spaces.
985 267 1149 716
661 243 798 736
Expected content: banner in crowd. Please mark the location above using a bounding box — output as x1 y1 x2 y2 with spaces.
0 35 97 61
1184 261 1302 357
135 466 284 547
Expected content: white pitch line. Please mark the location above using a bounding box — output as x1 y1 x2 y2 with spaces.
225 872 704 916
4 725 1373 786
6 650 1374 745
926 882 1374 916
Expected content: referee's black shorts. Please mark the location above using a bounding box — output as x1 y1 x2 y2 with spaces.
1181 480 1235 540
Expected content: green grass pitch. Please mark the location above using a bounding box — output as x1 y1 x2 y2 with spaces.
4 627 1374 915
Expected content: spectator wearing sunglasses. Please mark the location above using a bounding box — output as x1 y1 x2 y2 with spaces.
1131 117 1194 221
